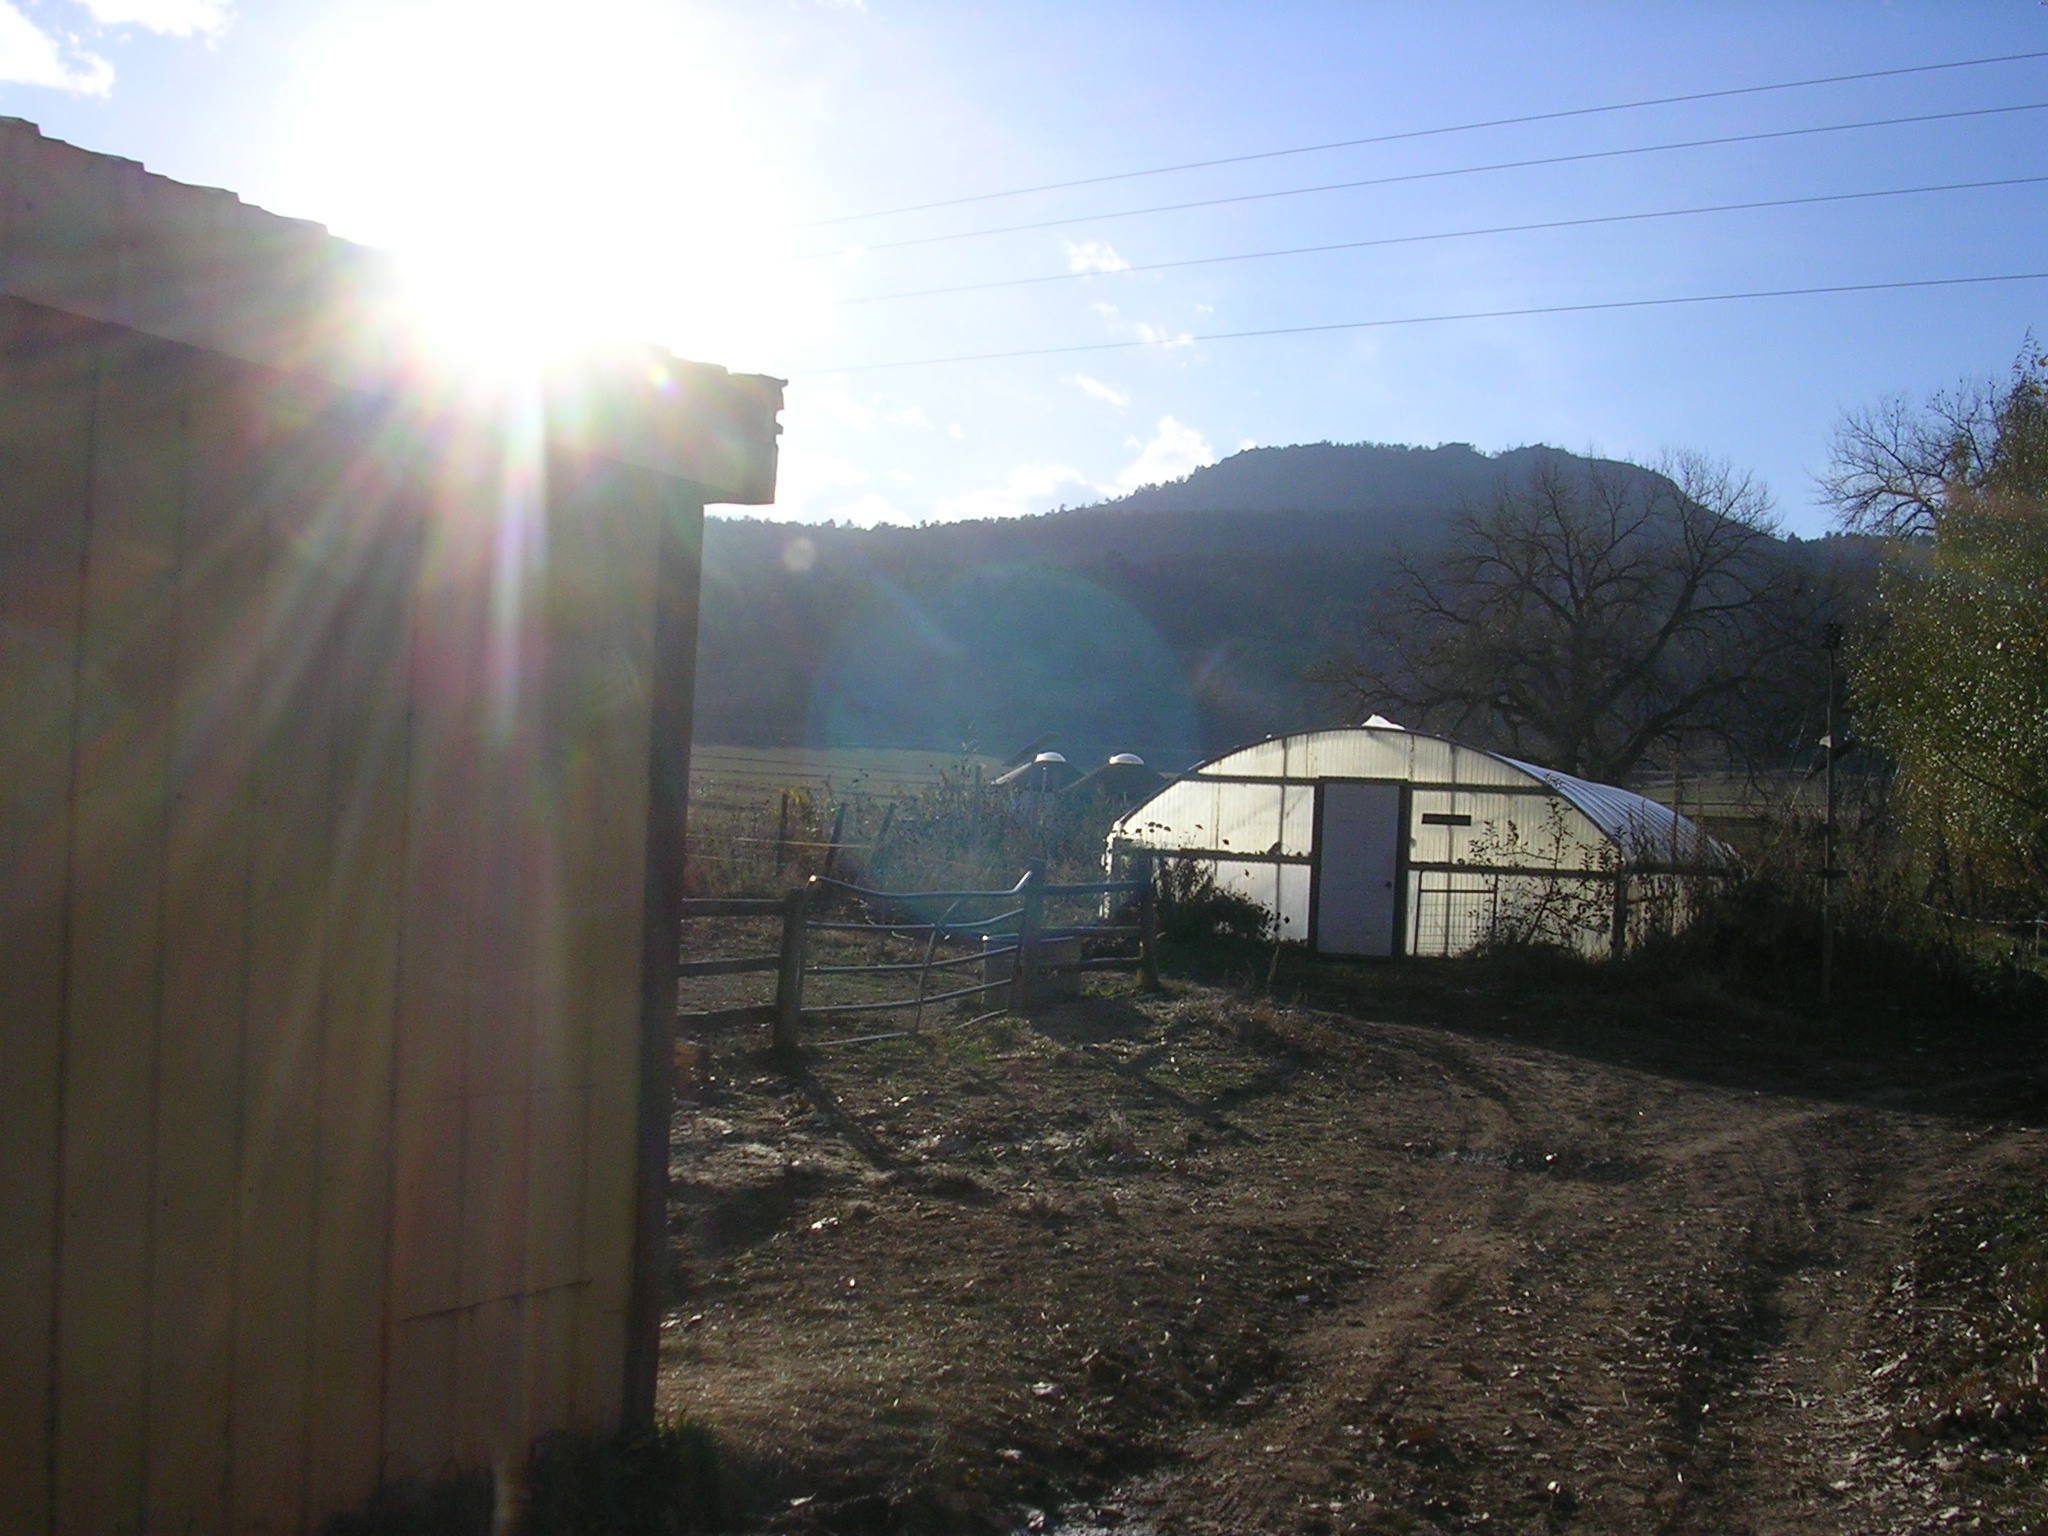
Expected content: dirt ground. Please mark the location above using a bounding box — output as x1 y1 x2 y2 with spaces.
659 956 2048 1535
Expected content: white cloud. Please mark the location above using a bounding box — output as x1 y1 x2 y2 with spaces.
1065 239 1130 274
772 444 868 518
947 423 963 439
0 3 110 92
811 390 940 433
816 384 877 431
1238 437 1258 451
936 462 1086 522
1091 302 1196 352
1133 322 1194 349
78 0 230 36
1066 374 1128 409
1117 416 1215 490
831 492 914 527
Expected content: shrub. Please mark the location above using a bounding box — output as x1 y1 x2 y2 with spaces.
1154 860 1271 947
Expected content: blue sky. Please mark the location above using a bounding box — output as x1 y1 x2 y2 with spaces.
4 1 2044 534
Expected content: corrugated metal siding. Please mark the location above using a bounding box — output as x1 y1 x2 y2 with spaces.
0 297 687 1535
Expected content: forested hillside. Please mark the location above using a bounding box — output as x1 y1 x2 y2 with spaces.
691 441 1791 768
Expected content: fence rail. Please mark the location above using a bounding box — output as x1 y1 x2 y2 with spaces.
675 897 786 918
676 954 779 978
809 908 1025 936
807 947 1004 977
676 864 1159 1051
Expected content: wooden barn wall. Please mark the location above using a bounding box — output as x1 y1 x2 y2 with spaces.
0 293 694 1534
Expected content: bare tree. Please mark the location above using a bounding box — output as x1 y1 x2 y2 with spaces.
1819 336 2048 537
1816 383 2002 538
1338 453 1814 782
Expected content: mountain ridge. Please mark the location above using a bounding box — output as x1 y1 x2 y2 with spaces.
1082 440 1646 515
692 441 1717 767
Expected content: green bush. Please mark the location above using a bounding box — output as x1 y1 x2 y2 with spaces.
1626 858 2047 1014
1154 860 1271 947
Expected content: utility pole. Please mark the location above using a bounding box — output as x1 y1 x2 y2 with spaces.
1821 622 1843 1006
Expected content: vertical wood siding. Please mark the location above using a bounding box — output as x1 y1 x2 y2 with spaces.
0 295 692 1533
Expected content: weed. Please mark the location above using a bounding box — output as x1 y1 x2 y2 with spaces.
1087 1113 1140 1161
526 1418 727 1535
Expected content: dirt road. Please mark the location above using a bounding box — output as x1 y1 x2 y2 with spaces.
660 965 2048 1534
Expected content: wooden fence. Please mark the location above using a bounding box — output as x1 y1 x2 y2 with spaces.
675 867 1159 1055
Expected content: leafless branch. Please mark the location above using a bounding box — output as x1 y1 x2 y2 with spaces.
1338 452 1828 782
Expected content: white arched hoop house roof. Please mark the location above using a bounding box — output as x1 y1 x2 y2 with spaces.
1114 723 1730 867
1109 722 1733 958
1489 754 1730 869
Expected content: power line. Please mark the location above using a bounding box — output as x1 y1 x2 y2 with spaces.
835 174 2048 306
790 99 2048 260
807 271 2048 375
788 48 2048 230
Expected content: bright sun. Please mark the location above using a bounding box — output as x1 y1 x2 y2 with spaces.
284 0 829 376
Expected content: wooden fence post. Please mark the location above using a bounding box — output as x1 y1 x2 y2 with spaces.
1136 851 1161 992
1015 863 1044 1011
1610 870 1628 961
820 803 847 881
871 801 895 888
773 882 810 1054
624 495 705 1429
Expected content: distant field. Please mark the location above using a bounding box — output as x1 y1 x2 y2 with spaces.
686 744 1122 897
689 744 1008 802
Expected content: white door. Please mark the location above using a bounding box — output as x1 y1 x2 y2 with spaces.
1315 781 1403 957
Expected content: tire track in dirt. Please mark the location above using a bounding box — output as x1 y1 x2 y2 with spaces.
664 984 2044 1536
1077 1037 2009 1535
1098 1028 1675 1531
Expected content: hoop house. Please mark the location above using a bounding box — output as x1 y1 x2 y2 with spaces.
1108 722 1733 958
